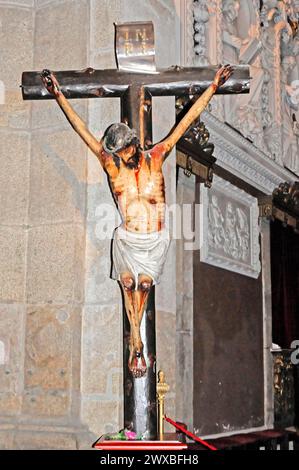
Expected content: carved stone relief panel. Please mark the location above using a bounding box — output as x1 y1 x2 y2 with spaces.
280 2 299 174
193 0 210 66
222 0 266 149
192 0 225 119
200 175 261 278
260 0 299 169
186 1 299 174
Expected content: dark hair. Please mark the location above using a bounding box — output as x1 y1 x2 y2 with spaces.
103 123 139 153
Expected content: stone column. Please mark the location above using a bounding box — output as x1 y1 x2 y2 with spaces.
260 218 274 428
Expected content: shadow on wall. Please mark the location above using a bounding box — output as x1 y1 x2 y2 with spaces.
41 141 121 272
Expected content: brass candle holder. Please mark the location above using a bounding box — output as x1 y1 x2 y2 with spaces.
157 370 170 440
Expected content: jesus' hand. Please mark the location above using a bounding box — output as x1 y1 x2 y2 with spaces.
41 69 60 96
213 64 234 88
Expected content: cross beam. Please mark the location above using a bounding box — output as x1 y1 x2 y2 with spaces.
22 65 249 148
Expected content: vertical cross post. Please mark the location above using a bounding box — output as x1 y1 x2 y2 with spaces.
117 22 157 439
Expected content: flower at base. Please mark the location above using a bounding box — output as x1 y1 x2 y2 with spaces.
124 430 137 440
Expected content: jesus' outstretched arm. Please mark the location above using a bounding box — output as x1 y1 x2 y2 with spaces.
41 69 104 165
155 64 234 159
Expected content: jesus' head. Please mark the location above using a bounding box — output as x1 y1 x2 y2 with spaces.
103 122 141 168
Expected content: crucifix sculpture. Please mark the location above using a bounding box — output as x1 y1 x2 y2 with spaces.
22 22 249 440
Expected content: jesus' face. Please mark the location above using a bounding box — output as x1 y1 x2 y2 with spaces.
115 144 140 169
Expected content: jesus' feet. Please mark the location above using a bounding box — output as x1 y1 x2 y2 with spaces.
128 348 147 378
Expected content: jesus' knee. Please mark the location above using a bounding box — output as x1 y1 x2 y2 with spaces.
138 275 153 293
120 272 136 291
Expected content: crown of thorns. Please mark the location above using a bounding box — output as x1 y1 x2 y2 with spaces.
103 123 139 153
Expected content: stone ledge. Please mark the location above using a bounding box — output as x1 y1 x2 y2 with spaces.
202 111 296 195
0 421 96 450
0 1 34 7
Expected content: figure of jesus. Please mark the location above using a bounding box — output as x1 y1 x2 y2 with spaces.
41 65 233 379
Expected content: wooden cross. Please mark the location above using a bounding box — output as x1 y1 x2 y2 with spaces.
22 64 249 149
21 22 249 440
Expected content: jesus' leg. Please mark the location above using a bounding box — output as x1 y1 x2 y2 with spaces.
137 274 153 323
133 273 153 371
120 272 146 378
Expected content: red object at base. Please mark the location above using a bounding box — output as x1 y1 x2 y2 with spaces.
94 440 188 451
164 416 217 451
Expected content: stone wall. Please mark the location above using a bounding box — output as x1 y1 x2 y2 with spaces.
0 0 180 449
0 0 35 449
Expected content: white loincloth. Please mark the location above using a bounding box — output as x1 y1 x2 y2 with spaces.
111 225 170 288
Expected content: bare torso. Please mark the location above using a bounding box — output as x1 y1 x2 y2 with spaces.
101 144 166 233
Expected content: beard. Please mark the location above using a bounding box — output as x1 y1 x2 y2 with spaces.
124 150 140 169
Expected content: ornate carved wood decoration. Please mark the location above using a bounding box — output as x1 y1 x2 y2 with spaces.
273 350 295 428
176 97 216 187
259 181 299 231
274 181 299 216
